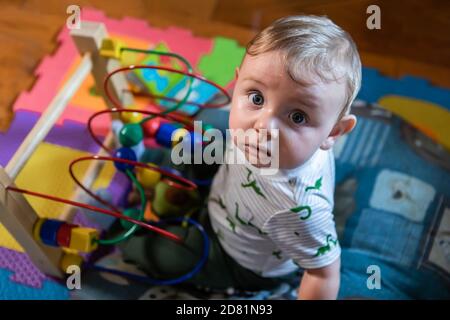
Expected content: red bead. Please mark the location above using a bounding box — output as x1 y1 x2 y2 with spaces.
142 117 162 138
56 223 77 248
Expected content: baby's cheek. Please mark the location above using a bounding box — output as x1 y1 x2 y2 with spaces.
228 109 238 131
279 148 306 169
229 104 250 131
277 135 312 169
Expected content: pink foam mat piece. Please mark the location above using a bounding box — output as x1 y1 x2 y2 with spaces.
13 7 213 130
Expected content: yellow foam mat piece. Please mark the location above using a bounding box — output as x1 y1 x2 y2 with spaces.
92 160 116 191
378 95 450 151
0 142 115 252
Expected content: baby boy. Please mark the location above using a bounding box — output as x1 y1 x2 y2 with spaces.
207 14 361 299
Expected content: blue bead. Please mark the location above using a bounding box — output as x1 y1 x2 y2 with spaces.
155 123 178 148
114 147 137 172
40 219 64 247
184 131 203 150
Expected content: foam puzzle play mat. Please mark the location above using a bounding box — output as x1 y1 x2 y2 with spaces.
0 8 449 300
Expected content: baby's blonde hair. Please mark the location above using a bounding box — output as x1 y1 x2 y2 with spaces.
246 15 362 118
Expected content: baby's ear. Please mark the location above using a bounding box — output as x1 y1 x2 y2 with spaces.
320 114 357 150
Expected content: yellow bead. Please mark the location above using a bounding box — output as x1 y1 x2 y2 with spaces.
99 38 124 59
68 227 99 253
33 218 46 242
60 253 83 273
120 109 143 124
171 128 189 147
136 163 161 189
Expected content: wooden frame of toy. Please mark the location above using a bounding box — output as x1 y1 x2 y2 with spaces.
0 21 168 279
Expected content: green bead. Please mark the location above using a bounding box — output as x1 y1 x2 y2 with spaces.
152 180 201 218
119 123 143 147
203 123 214 132
202 123 214 142
152 181 184 217
120 208 141 230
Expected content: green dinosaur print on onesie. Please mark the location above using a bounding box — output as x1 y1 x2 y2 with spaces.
305 177 323 192
314 234 338 257
246 167 252 181
234 202 267 235
210 197 237 233
226 216 236 233
234 203 247 225
272 250 282 260
209 196 226 210
290 205 312 220
241 168 267 199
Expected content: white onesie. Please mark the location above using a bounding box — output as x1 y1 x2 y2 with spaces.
208 141 340 277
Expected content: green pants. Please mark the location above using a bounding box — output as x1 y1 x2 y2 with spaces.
119 210 298 291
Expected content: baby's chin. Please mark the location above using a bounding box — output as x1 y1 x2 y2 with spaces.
238 143 308 170
243 153 306 170
277 157 311 170
240 144 272 167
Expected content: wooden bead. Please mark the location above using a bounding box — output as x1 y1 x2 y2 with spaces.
142 117 161 138
68 227 99 253
39 219 64 247
56 223 77 248
136 163 161 189
155 123 178 148
120 109 143 124
171 128 189 147
60 253 83 272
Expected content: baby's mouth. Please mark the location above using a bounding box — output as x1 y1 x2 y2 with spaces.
244 143 272 157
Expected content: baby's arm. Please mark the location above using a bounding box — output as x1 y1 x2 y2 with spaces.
297 256 340 300
263 193 341 300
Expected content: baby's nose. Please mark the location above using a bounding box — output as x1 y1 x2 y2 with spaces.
253 109 278 136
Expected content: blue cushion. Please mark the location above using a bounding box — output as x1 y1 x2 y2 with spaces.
335 110 450 299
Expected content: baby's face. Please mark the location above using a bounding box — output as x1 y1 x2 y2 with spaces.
229 50 347 169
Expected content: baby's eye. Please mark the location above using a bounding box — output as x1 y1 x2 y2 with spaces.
289 111 306 125
248 92 264 106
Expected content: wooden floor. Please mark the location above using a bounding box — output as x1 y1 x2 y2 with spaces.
1 0 449 131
